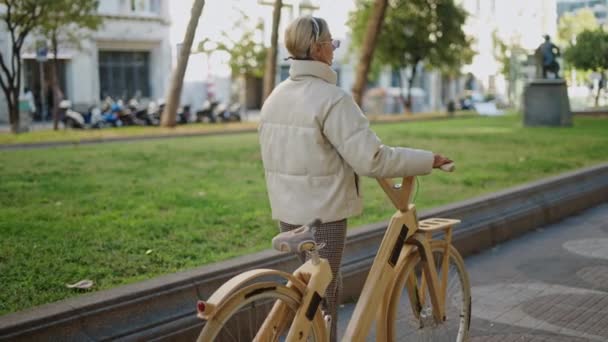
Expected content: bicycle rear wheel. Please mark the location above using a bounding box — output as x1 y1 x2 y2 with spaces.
381 241 471 341
197 282 326 342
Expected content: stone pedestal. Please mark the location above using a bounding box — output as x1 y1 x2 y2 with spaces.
523 79 572 127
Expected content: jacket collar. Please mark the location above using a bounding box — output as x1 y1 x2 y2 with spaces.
289 60 337 85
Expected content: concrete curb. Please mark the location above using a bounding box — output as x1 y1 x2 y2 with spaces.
1 162 607 341
0 114 477 151
572 108 608 117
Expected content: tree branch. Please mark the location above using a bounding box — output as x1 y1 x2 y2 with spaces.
0 65 10 96
0 50 14 84
3 0 14 31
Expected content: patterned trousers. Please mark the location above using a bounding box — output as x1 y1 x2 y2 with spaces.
279 219 347 342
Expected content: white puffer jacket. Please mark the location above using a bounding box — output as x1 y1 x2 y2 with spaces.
259 60 434 224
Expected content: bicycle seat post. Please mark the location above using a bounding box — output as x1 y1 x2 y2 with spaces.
309 248 321 265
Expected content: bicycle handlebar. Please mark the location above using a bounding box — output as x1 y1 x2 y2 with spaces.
439 162 455 172
376 162 456 211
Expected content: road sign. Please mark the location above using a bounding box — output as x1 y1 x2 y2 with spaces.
36 40 48 62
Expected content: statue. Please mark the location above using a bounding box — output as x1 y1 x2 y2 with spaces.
524 34 571 127
535 35 561 79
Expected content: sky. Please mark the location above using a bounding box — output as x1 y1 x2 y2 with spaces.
168 0 356 80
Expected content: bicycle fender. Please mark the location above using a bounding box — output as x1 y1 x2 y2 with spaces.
200 269 307 319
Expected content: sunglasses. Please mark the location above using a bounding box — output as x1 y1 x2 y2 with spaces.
318 39 341 50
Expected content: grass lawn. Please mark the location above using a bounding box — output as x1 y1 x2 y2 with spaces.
1 114 607 315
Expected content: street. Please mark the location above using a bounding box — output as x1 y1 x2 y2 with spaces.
338 203 608 341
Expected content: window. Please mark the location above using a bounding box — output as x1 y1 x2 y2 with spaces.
128 0 160 14
99 0 160 15
391 68 401 87
130 0 146 12
23 59 68 118
98 51 150 100
150 0 161 14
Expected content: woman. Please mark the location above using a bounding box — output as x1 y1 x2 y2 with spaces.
258 16 452 341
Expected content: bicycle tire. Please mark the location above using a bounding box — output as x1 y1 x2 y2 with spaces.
197 281 327 342
380 240 471 342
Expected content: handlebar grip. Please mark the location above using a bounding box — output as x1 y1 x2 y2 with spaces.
439 162 455 172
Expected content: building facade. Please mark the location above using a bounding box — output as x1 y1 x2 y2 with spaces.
0 0 172 122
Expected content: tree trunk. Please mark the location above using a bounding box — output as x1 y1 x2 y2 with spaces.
396 67 406 113
52 33 61 131
595 71 605 108
161 0 206 127
407 63 418 113
1 81 20 134
262 0 282 102
351 0 388 107
8 90 19 134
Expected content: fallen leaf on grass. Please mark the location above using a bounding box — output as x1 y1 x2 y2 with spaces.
66 279 94 289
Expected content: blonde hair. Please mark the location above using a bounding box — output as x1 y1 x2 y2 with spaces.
284 16 330 59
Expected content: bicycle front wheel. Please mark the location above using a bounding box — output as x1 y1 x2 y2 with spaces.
197 282 326 342
381 240 471 342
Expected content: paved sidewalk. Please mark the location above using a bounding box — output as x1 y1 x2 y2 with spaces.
337 203 608 341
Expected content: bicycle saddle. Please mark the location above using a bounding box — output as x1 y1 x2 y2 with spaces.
272 219 322 253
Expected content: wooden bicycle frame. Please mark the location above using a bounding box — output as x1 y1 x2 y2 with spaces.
236 176 451 341
341 176 447 341
256 256 333 341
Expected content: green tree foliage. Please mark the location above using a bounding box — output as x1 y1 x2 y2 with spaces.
565 29 608 107
492 31 525 80
0 0 101 133
0 0 51 133
38 0 102 130
491 31 526 105
348 0 474 110
557 8 598 45
198 12 267 79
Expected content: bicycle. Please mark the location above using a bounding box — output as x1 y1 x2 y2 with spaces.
195 163 471 341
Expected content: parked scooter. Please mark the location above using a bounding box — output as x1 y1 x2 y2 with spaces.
127 98 158 126
177 104 192 124
59 100 86 129
196 100 219 123
216 102 242 123
88 107 107 129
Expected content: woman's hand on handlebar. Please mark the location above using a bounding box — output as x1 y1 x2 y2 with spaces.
433 154 453 168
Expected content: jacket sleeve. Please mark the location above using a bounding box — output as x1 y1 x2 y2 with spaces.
322 93 434 178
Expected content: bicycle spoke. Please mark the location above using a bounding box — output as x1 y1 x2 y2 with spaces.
386 243 470 341
249 302 254 341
